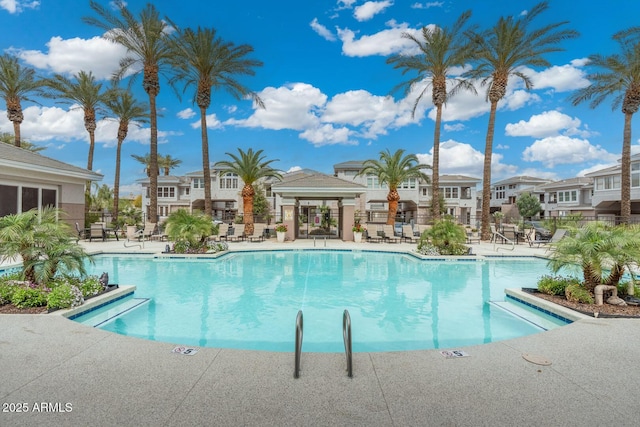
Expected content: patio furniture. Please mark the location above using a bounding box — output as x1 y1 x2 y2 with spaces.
402 224 418 243
88 223 105 242
247 223 266 242
533 228 567 248
382 224 401 243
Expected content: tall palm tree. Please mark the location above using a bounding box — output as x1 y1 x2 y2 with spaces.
42 70 109 171
386 10 475 221
104 89 149 220
0 54 42 148
85 0 173 223
356 149 430 225
167 26 263 218
569 29 640 224
214 148 281 235
42 70 111 220
464 1 578 240
159 154 182 175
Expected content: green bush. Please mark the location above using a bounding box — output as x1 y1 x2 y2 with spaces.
78 276 104 297
11 286 48 308
47 284 84 310
617 281 640 297
565 283 594 304
0 282 19 305
537 275 576 296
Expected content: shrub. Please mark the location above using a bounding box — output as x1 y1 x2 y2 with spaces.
78 276 104 297
565 283 594 304
0 282 19 305
47 284 84 310
537 275 576 296
617 281 640 297
11 286 48 308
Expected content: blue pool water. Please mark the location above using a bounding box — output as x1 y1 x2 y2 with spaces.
75 251 565 352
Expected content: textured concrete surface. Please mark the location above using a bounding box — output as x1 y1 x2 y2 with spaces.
2 240 639 426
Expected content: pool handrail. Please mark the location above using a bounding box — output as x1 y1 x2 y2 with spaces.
294 310 303 379
343 309 353 378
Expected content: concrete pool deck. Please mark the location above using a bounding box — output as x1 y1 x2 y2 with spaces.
2 239 640 426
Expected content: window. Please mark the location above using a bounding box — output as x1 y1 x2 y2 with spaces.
494 185 505 200
633 163 640 188
157 187 175 198
596 175 621 190
22 187 38 212
342 170 357 176
508 184 516 189
558 190 577 203
220 174 238 189
399 178 417 189
192 178 204 189
441 187 459 199
421 187 431 197
548 193 557 203
0 185 18 216
367 176 383 189
42 189 57 208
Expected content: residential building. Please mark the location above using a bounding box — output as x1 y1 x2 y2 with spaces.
537 177 594 218
0 143 102 227
585 153 640 221
490 175 553 220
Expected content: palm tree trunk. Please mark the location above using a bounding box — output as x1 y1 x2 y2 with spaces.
432 103 442 220
387 190 399 225
200 106 212 218
243 191 254 236
113 139 123 220
621 112 633 223
481 101 498 241
12 120 21 148
148 93 159 223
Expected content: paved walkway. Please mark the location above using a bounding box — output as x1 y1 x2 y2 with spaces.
2 238 639 426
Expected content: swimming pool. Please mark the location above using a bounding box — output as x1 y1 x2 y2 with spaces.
75 251 565 352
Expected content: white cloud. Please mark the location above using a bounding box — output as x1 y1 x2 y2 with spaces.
411 2 443 9
177 108 196 119
287 166 302 173
337 0 357 8
501 89 540 111
444 123 465 132
522 135 617 167
576 163 616 177
525 63 590 92
310 18 336 41
14 36 127 80
353 1 393 22
418 139 517 179
190 113 221 130
322 90 400 138
0 0 39 14
300 124 355 146
337 21 421 57
505 110 582 138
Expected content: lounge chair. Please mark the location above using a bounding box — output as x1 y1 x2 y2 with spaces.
209 223 229 242
402 224 418 243
365 224 383 243
247 223 266 242
131 222 157 242
88 223 105 242
382 224 401 243
533 228 567 248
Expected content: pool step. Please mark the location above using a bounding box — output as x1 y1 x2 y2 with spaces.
490 300 566 331
74 297 150 327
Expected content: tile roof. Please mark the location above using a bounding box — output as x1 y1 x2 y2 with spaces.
0 143 102 180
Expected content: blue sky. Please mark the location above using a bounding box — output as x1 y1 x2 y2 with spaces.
1 0 639 197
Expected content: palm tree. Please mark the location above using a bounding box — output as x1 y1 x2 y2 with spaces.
464 1 578 240
104 89 149 220
0 133 44 152
214 148 281 235
356 149 430 225
167 26 263 218
131 152 153 177
85 0 173 223
0 54 42 148
0 207 91 285
42 70 109 171
386 11 475 221
569 29 640 224
548 223 640 295
159 154 182 175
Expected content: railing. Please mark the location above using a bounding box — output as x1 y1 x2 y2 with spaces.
343 309 353 378
294 310 303 379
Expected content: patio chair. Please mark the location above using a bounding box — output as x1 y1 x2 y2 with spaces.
382 224 401 243
209 223 229 242
131 222 157 242
88 223 105 242
401 224 418 243
365 223 382 243
533 228 567 248
75 222 88 242
247 223 266 242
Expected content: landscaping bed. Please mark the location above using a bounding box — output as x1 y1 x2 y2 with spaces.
523 288 640 318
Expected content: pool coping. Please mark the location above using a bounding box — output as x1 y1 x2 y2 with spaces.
505 288 592 322
51 285 136 319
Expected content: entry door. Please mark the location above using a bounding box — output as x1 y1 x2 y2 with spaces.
296 206 340 239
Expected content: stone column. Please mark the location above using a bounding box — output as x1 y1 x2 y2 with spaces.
281 197 296 241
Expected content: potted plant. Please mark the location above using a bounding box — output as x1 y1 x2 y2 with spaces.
274 223 287 243
352 223 366 243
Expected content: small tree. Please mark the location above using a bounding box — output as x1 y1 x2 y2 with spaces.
0 207 91 285
164 209 212 252
425 217 468 255
516 192 542 220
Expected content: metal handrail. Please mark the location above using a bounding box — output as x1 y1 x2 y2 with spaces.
343 309 353 378
294 310 303 379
